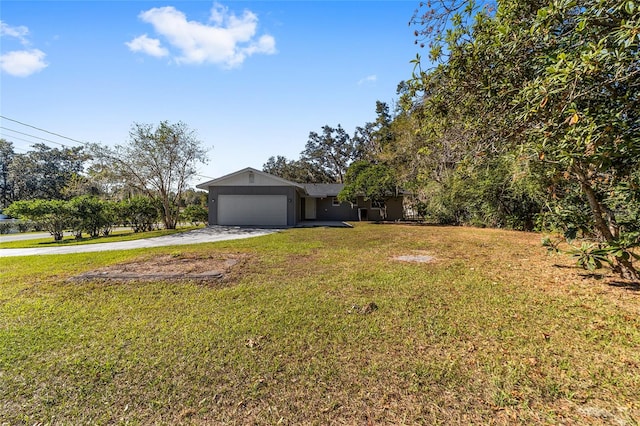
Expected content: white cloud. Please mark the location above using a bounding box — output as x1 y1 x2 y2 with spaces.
358 75 377 85
128 3 276 68
0 21 48 77
0 21 30 45
0 49 48 77
125 34 169 57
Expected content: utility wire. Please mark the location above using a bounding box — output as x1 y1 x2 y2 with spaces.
0 115 216 180
0 115 91 146
0 134 43 147
0 140 29 152
0 126 69 147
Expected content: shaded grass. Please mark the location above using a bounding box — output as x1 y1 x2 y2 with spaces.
0 226 202 249
1 224 639 424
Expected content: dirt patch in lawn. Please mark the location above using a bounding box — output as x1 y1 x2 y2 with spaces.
70 252 249 284
392 251 436 263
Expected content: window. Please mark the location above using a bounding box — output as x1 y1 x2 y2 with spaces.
372 200 385 209
332 197 341 206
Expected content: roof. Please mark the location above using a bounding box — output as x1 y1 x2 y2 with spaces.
196 167 305 190
196 167 407 198
302 183 344 198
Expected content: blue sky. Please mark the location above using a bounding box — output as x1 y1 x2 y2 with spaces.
1 1 422 183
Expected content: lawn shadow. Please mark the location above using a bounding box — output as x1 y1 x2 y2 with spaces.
607 281 640 292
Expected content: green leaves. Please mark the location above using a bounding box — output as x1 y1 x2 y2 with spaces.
4 199 75 241
407 0 640 278
338 161 397 211
625 1 635 14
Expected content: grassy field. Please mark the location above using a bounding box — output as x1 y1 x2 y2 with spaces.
1 223 639 424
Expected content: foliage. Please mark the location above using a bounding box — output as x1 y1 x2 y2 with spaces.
300 125 356 183
0 139 14 209
4 199 75 241
117 196 162 233
179 204 208 226
0 222 13 234
352 101 395 161
262 155 334 183
180 188 208 208
407 0 640 279
8 143 89 202
338 161 398 218
94 121 209 229
69 196 117 238
3 195 166 240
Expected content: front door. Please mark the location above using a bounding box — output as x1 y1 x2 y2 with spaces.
304 197 316 220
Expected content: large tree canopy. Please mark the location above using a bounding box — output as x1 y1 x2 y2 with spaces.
95 121 208 229
406 0 640 278
7 143 89 203
262 155 333 183
301 125 356 184
338 160 398 219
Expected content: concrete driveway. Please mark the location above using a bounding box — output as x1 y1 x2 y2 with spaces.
0 226 279 257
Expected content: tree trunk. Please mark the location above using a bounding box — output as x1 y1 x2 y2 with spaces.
573 165 640 280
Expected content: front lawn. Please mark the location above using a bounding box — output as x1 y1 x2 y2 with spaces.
0 223 638 424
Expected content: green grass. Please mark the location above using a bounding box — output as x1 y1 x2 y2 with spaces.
0 225 201 249
1 224 639 424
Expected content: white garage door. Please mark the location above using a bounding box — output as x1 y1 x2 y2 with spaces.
218 195 287 226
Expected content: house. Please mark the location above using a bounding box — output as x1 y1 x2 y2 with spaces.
195 167 404 227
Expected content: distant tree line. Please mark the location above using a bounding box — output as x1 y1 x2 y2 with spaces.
2 195 208 240
1 121 210 238
263 102 402 212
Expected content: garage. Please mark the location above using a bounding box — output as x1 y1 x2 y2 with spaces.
217 194 288 226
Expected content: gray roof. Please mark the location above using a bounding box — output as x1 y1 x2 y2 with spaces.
302 183 344 198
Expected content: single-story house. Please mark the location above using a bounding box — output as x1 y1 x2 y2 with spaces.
196 167 404 227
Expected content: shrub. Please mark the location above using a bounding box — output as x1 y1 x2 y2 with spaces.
180 205 208 226
0 222 13 234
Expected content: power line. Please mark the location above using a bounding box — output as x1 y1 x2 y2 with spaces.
0 115 91 146
0 134 42 147
0 126 69 147
0 116 215 181
194 173 215 180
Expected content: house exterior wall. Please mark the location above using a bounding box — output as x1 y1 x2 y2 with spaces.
312 197 359 221
355 196 404 221
207 186 297 226
299 196 404 222
215 171 288 186
383 196 404 220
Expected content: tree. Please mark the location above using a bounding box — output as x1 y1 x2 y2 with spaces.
301 125 356 183
262 155 333 183
69 196 116 238
180 204 208 226
4 199 75 241
95 121 209 229
180 188 208 208
408 0 640 279
338 161 398 219
0 139 14 209
9 143 89 202
117 196 162 233
353 101 395 161
516 0 640 279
